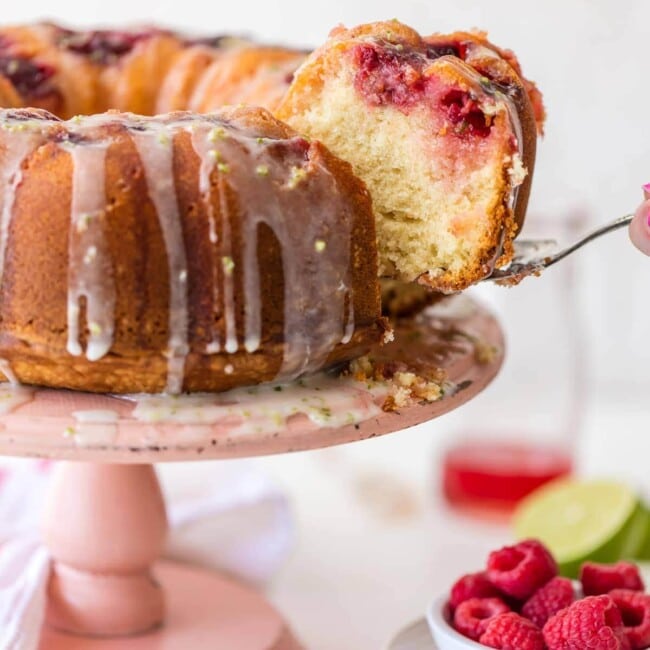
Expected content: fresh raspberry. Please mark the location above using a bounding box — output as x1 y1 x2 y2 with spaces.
609 589 650 649
580 562 645 596
479 612 545 650
449 571 501 610
522 576 575 628
543 595 631 650
487 539 558 600
452 597 510 641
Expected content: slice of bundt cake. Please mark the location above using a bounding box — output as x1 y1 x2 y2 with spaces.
277 20 541 292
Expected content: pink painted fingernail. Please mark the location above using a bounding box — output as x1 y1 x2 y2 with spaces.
643 183 650 199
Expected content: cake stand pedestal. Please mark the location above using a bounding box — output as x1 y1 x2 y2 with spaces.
0 297 504 648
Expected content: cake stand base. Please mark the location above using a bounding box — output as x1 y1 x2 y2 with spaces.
40 561 301 650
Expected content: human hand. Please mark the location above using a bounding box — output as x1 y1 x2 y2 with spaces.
629 185 650 255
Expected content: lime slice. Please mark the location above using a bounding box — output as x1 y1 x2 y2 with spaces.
513 479 649 578
633 505 650 560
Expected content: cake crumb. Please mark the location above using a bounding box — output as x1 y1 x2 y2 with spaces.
349 355 374 382
209 127 227 142
508 153 528 186
222 256 235 275
471 336 499 364
287 166 308 188
346 355 445 412
386 385 412 410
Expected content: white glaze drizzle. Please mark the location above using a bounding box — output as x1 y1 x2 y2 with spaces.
0 358 18 385
66 409 119 447
65 142 115 360
72 408 119 423
0 383 34 413
128 372 384 435
132 126 189 394
189 126 219 245
218 170 238 354
0 131 42 289
341 291 355 345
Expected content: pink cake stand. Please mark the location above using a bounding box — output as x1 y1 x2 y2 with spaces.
0 296 504 649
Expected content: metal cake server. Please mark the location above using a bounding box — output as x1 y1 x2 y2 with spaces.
486 213 634 285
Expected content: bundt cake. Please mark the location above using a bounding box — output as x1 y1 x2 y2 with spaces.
277 21 541 292
0 20 543 394
0 24 304 118
0 22 542 293
0 107 384 393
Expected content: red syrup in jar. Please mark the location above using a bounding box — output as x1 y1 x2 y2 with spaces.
441 440 572 517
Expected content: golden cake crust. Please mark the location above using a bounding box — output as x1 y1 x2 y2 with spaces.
0 107 384 393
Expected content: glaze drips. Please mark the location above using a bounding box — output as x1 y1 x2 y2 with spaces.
129 372 384 435
0 109 359 393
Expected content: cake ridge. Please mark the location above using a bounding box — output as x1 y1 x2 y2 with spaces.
131 126 188 393
0 131 37 289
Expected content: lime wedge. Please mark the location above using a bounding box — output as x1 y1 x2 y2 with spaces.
633 505 650 560
513 479 649 578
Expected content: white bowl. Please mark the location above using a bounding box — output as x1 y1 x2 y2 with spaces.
427 581 586 649
426 594 490 650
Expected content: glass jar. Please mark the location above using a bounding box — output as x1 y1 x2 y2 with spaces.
439 208 588 515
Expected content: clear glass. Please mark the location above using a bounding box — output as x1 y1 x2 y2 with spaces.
439 209 588 514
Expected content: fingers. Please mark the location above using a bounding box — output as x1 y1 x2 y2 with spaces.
629 198 650 256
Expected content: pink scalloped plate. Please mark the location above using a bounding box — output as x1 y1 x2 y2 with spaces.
0 296 504 462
